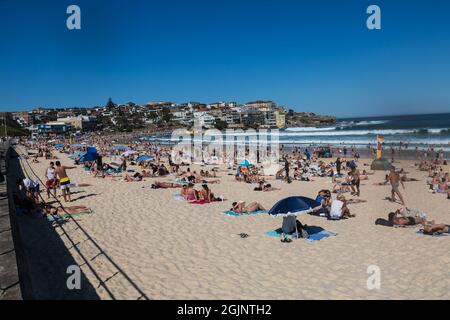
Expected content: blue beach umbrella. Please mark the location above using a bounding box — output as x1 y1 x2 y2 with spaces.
268 196 321 217
79 152 98 162
239 159 251 167
69 151 84 159
70 143 84 148
136 155 154 162
269 196 322 238
296 196 322 211
53 143 64 148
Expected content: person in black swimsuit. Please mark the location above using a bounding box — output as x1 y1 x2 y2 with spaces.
388 210 427 226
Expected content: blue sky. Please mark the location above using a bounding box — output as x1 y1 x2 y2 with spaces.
0 0 449 117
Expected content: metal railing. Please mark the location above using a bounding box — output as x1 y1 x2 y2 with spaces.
15 145 149 300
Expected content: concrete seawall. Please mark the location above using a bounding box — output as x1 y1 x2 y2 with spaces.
0 142 22 299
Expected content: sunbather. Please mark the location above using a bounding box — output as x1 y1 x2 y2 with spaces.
151 181 182 189
253 181 274 192
387 210 427 226
422 223 450 235
185 183 199 201
124 172 143 182
199 184 221 202
329 194 355 219
230 201 265 214
41 203 91 216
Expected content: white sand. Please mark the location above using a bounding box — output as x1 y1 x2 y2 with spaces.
17 146 450 299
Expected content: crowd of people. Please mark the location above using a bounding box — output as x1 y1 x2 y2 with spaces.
16 135 450 237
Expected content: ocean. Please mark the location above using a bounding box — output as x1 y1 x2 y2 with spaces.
282 112 450 151
143 112 450 152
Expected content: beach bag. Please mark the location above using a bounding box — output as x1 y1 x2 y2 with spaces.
296 220 309 238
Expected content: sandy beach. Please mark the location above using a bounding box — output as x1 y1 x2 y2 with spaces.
12 144 450 300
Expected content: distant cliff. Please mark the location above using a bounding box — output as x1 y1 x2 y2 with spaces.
285 111 336 127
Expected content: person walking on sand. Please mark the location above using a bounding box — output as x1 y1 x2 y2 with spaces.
387 166 405 205
55 161 75 202
284 156 291 183
349 166 361 197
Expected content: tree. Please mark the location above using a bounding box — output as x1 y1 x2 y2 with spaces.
160 107 172 123
106 98 116 110
214 119 228 131
148 111 158 122
0 113 30 137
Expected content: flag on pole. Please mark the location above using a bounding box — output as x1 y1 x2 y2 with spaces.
376 135 384 159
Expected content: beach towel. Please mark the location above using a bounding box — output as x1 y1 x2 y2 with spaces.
416 230 450 237
265 226 337 242
223 210 267 217
393 224 420 229
172 192 185 201
189 200 208 205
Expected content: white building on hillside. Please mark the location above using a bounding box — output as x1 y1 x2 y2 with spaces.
194 112 216 128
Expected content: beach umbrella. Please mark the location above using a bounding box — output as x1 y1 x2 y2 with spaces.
87 147 97 154
239 159 251 167
70 143 84 148
269 196 321 238
53 143 64 148
268 196 321 217
136 155 154 162
79 152 98 162
69 151 84 159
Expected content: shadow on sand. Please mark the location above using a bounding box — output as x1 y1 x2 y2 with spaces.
7 148 100 300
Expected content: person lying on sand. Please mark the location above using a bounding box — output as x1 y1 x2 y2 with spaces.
332 183 352 194
422 223 450 235
124 172 143 182
230 201 265 214
201 178 221 184
346 198 367 204
387 210 427 226
253 181 275 192
400 173 419 182
41 203 92 216
151 181 182 189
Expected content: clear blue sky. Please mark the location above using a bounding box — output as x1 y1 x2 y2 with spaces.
1 0 449 117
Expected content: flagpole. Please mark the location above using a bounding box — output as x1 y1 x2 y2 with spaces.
3 112 7 138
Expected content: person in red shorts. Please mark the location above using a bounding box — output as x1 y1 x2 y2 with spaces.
44 161 58 199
